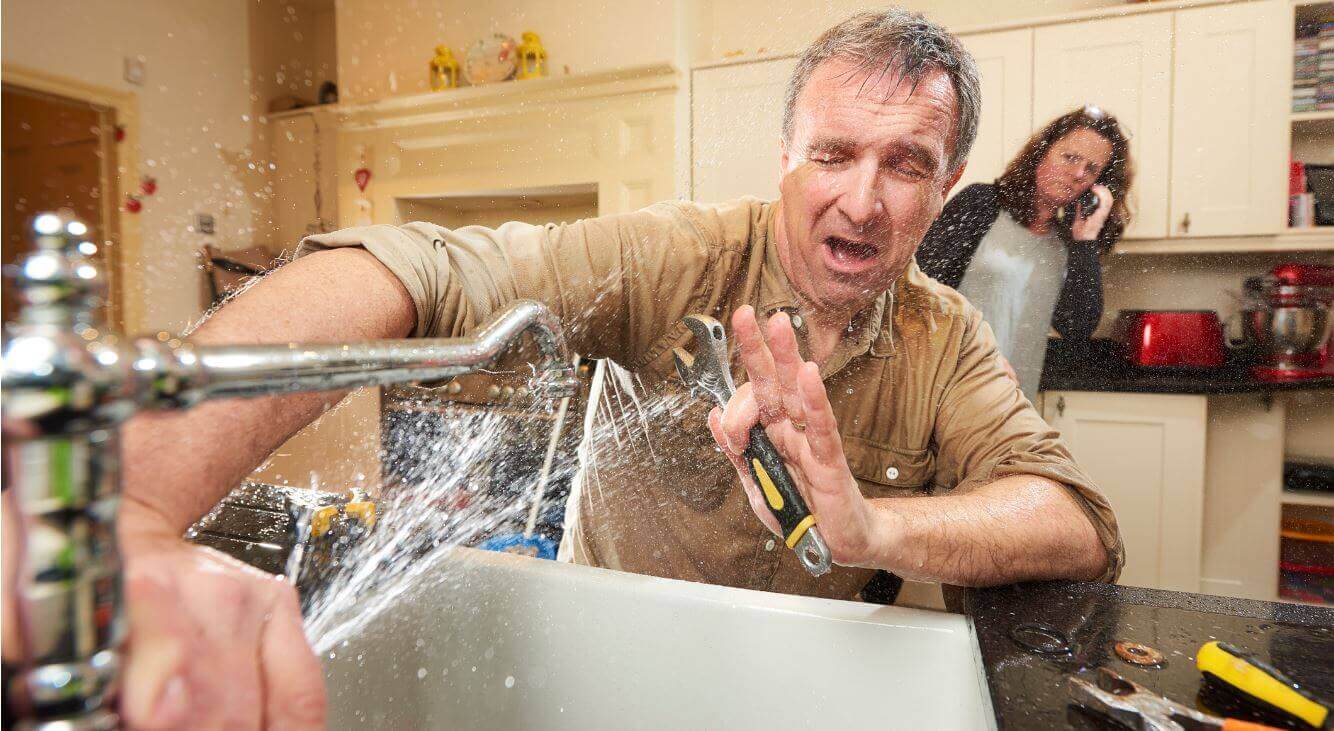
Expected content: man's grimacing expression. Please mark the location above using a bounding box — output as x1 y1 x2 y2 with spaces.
777 57 963 311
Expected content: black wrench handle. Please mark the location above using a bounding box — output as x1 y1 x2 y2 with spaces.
742 424 817 551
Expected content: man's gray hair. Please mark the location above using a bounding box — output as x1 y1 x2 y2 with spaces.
782 8 981 173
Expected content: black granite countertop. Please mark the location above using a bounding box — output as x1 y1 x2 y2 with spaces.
1039 339 1334 394
963 581 1334 730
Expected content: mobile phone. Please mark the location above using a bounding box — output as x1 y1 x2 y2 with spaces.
1063 189 1100 222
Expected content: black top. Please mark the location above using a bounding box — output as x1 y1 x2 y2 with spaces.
916 183 1109 341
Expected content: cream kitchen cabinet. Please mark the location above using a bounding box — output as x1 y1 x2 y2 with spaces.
955 29 1034 190
1042 391 1207 592
1169 0 1289 238
1033 13 1173 240
691 57 796 203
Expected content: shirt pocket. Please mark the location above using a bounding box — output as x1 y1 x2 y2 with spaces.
843 434 937 497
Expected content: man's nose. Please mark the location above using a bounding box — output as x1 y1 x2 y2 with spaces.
835 161 882 230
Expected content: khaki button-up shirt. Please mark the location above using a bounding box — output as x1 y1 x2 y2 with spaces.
298 197 1124 600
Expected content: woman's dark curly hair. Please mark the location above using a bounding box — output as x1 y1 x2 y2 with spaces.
995 105 1134 250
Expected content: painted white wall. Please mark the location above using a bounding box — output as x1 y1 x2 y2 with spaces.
335 0 677 103
3 0 268 334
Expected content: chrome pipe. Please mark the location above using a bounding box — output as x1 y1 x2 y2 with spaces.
1 213 576 729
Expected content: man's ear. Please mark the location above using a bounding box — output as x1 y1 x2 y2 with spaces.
779 136 791 177
942 162 966 199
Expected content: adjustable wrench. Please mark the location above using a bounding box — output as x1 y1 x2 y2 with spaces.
673 314 832 577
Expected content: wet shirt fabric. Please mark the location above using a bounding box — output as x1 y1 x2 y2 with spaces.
297 198 1124 600
955 212 1067 402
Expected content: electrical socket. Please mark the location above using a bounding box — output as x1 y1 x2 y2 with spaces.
123 56 146 86
195 213 215 235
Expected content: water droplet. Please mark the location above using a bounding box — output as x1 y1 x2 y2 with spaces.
505 675 515 688
417 667 427 680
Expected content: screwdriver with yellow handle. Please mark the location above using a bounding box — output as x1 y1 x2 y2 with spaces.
1197 641 1331 730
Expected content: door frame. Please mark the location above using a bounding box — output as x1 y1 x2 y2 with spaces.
3 64 141 332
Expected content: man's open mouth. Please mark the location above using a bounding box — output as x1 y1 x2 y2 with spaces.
824 235 880 265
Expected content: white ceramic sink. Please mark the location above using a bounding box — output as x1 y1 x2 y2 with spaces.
323 548 995 729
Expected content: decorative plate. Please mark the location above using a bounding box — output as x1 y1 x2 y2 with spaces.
463 33 518 85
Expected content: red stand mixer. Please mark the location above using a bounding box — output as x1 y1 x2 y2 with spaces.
1240 263 1334 382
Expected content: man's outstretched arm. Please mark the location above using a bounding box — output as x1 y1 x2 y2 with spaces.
114 247 412 729
121 247 414 536
709 307 1113 588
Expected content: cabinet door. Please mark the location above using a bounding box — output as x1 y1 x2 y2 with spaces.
691 57 796 203
1034 14 1173 239
1043 391 1207 591
1170 1 1289 237
956 29 1034 190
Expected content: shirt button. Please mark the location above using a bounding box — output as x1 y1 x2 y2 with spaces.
764 538 776 552
885 466 899 480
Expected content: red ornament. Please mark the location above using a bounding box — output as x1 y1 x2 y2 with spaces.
140 176 157 196
124 195 142 214
114 125 126 143
354 167 372 192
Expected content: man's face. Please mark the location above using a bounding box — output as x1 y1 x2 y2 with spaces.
777 58 963 312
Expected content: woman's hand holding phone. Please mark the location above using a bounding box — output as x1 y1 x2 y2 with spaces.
1069 183 1113 242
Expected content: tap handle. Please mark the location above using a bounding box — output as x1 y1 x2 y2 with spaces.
10 213 105 316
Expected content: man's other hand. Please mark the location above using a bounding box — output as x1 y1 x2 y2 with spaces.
119 510 326 730
706 305 884 568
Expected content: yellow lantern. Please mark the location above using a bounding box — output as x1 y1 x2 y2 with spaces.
429 45 459 90
517 32 547 80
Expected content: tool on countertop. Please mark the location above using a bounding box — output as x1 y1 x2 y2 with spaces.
1196 641 1330 731
672 314 832 576
1069 667 1280 731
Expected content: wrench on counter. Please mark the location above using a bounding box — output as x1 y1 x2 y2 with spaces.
673 314 833 577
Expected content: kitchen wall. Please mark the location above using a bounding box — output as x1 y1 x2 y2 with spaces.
2 0 267 333
249 0 338 113
334 0 678 103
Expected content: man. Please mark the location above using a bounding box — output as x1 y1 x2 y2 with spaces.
114 9 1122 729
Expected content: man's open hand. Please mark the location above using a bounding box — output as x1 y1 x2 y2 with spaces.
119 510 326 730
706 305 886 568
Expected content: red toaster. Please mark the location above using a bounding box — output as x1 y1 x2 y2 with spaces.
1113 310 1226 368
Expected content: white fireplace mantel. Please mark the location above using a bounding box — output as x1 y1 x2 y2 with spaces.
335 63 680 133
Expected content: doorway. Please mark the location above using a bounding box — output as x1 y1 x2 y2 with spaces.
2 82 123 327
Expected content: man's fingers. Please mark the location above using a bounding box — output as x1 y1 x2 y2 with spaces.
765 312 807 421
719 382 759 455
731 306 782 423
798 362 846 470
710 408 780 536
121 570 192 729
260 582 328 731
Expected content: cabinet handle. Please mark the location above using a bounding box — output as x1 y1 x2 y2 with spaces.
1056 396 1066 417
1180 212 1191 234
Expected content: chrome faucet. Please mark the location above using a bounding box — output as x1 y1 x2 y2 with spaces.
0 213 578 729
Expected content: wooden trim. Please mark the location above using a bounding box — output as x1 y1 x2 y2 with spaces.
2 64 142 332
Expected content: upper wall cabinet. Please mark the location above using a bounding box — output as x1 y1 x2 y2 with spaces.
1170 0 1289 237
956 29 1034 190
691 58 796 203
1034 14 1174 240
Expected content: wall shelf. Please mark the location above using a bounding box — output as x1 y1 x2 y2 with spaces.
1283 490 1334 508
1114 228 1334 254
1292 110 1334 123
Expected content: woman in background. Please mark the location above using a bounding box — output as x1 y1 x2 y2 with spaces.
918 105 1135 401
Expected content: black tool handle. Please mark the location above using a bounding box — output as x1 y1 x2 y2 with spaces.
742 424 817 550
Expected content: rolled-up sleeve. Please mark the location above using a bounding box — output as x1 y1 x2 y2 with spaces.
932 307 1125 583
293 203 717 366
